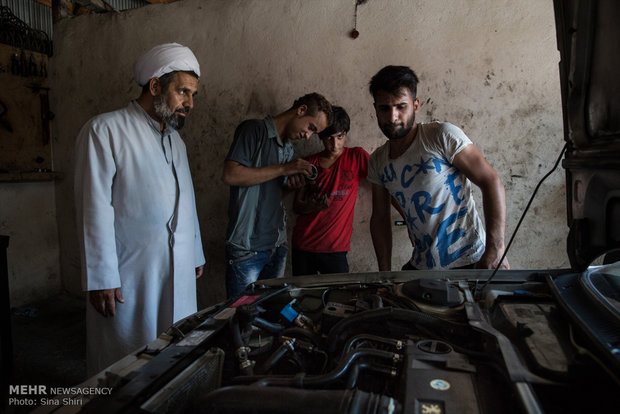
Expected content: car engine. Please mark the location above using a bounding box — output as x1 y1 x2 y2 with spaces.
77 269 619 414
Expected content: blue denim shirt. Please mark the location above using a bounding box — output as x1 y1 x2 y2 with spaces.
225 116 293 251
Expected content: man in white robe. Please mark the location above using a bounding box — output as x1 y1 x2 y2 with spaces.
74 43 206 375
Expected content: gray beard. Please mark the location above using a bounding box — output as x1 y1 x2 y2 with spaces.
154 94 185 130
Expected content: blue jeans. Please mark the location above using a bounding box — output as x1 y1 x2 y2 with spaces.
225 244 288 299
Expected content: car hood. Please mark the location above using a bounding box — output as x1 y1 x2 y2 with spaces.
554 0 620 270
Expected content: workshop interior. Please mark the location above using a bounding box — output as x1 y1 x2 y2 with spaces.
1 0 619 413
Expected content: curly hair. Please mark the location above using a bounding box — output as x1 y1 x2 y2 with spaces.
290 93 334 125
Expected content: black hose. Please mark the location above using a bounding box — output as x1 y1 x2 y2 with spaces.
252 316 285 334
230 315 254 376
345 362 371 389
280 327 323 347
326 306 469 354
195 386 402 414
258 340 293 374
341 334 403 359
253 348 399 388
230 315 244 350
368 294 384 309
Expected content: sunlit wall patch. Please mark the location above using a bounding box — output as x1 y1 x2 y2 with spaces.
429 379 451 391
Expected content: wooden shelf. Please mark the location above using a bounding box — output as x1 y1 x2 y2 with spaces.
0 171 64 183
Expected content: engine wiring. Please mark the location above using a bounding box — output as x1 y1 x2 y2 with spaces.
475 142 568 298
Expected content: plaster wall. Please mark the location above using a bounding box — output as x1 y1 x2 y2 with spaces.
1 182 61 306
50 0 567 308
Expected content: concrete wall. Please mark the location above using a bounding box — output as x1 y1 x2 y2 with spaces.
1 182 61 307
50 0 568 308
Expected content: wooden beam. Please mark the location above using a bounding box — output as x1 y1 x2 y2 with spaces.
36 0 179 9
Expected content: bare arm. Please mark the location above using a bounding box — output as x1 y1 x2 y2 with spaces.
370 183 393 271
452 145 509 269
221 159 313 187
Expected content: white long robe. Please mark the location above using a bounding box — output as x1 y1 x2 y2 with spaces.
74 101 205 375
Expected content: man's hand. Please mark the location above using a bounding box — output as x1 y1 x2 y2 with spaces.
285 159 315 190
283 158 313 177
89 288 124 317
286 174 307 190
294 184 329 214
310 193 329 211
478 249 510 270
195 265 204 279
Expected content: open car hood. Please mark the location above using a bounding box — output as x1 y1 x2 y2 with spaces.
554 0 620 270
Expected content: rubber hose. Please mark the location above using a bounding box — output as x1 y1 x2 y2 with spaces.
326 306 468 354
195 386 402 414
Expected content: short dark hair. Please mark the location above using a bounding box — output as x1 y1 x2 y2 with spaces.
318 106 350 139
369 65 419 99
291 93 334 125
141 70 199 94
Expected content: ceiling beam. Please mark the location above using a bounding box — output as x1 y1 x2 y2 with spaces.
37 0 180 9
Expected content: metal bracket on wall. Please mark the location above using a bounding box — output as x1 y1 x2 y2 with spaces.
0 6 52 56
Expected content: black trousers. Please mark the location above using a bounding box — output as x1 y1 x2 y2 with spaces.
292 249 349 276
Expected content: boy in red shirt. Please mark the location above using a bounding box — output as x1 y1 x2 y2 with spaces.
291 106 369 275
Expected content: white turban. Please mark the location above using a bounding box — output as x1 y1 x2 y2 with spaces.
134 43 200 86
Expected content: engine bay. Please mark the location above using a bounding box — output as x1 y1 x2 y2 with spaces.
75 269 619 414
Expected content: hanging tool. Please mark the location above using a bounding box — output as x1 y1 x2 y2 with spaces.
11 54 19 76
29 54 38 77
40 93 53 145
0 99 13 133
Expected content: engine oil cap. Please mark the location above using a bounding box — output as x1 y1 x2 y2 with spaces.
429 379 451 391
